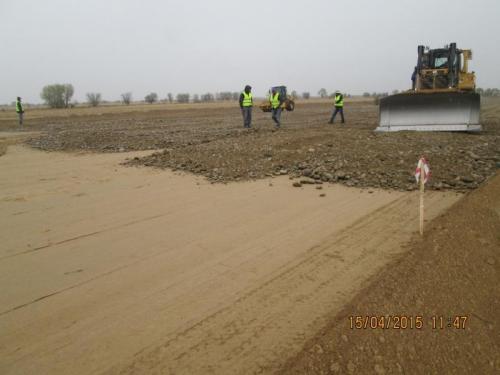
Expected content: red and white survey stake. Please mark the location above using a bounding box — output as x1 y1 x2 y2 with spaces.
415 157 431 235
415 157 431 184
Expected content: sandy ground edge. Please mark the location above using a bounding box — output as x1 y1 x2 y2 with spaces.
278 171 500 374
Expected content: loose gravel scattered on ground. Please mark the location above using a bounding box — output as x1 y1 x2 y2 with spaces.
21 99 500 191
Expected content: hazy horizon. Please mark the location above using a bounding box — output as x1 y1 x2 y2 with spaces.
1 0 499 104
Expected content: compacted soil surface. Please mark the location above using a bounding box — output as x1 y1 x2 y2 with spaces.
280 172 500 375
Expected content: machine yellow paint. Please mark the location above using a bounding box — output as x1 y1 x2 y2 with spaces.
377 43 481 132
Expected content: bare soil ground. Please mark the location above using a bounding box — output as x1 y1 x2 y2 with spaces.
0 132 40 157
0 145 460 374
0 98 499 374
2 98 498 191
280 172 500 375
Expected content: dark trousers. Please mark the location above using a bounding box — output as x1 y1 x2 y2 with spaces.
271 108 282 127
241 107 252 128
17 112 23 125
329 107 344 123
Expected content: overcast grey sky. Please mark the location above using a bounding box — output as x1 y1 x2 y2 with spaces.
1 0 499 104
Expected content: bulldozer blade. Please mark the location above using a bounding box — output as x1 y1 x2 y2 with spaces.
376 92 481 132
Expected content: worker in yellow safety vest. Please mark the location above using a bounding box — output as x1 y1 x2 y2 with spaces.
270 88 283 128
16 97 24 126
328 91 345 124
239 85 253 128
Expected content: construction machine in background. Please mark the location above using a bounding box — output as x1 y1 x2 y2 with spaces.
259 86 295 112
376 43 481 132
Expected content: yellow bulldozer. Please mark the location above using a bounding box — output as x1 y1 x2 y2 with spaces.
259 86 295 112
377 43 481 132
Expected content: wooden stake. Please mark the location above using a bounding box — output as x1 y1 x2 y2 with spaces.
419 171 425 236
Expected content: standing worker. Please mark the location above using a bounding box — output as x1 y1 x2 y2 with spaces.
328 90 345 124
16 97 24 126
239 85 253 128
270 87 283 128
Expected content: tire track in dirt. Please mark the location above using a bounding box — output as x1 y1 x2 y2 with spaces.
110 192 457 375
0 147 460 375
279 173 500 375
1 213 170 260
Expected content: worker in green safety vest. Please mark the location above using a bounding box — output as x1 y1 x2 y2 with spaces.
16 97 24 126
239 85 253 128
328 91 345 124
270 88 283 128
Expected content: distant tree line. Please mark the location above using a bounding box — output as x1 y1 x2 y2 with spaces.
215 92 239 101
201 93 215 102
121 92 132 105
363 92 390 98
36 84 342 108
40 84 74 108
477 88 500 97
144 92 158 104
86 93 101 107
318 88 328 98
361 89 500 98
176 93 190 103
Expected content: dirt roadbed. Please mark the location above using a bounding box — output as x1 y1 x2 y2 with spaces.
280 172 500 374
0 146 460 374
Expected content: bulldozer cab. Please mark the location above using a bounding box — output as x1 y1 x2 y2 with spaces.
421 48 455 70
416 43 473 90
